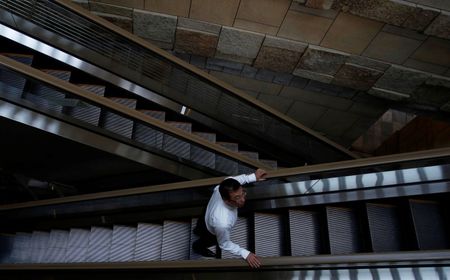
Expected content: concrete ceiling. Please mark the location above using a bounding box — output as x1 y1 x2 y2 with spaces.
75 0 450 154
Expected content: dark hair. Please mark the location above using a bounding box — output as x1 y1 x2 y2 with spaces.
219 178 241 201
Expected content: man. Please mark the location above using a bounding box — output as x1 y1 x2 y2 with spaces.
192 168 267 268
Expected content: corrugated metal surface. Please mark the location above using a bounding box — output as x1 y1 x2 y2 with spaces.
30 231 49 263
9 232 32 263
222 217 249 259
163 122 191 160
289 210 321 256
45 230 69 263
410 200 448 250
254 213 283 257
133 110 165 150
134 223 162 261
110 225 136 262
326 206 361 255
65 228 90 262
191 132 216 169
67 84 104 126
216 142 239 175
101 97 136 139
0 67 28 97
87 227 112 262
161 220 191 261
366 203 401 252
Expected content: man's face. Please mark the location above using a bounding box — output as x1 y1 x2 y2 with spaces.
226 186 247 208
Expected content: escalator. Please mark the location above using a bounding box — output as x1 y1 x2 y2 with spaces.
1 148 449 277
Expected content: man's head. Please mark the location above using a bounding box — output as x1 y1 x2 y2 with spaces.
219 178 247 208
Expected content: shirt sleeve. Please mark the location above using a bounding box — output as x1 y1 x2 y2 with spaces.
215 225 250 259
229 173 257 186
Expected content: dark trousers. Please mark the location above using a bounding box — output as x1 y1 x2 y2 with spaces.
193 209 220 257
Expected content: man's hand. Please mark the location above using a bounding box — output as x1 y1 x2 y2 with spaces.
245 252 261 268
255 169 267 181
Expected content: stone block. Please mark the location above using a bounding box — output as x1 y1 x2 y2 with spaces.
347 55 390 72
133 9 177 43
296 46 349 75
293 69 334 83
375 66 430 94
402 5 440 32
403 59 448 75
216 27 265 64
254 36 307 72
95 12 132 32
411 76 450 107
305 0 335 10
425 11 450 40
333 0 415 26
178 17 221 35
89 2 133 17
332 63 383 91
175 27 218 57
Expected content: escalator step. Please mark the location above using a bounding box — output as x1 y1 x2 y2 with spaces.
238 151 259 174
410 199 449 250
0 53 32 97
45 229 69 263
366 203 401 252
67 84 105 127
86 227 112 262
289 210 321 256
30 231 49 263
161 220 191 261
134 223 162 261
222 217 249 259
102 97 137 139
216 142 239 175
133 110 166 150
191 132 216 169
254 213 283 257
326 206 361 254
163 122 192 160
110 225 136 262
9 232 32 263
65 228 90 263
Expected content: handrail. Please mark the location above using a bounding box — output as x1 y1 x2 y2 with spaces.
1 250 449 270
50 0 358 161
1 146 449 211
0 54 272 171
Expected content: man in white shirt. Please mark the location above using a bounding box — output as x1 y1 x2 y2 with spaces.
192 169 267 268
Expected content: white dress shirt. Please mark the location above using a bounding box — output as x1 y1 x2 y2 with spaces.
205 173 257 259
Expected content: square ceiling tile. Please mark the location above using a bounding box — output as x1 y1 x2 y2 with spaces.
190 0 240 26
144 0 190 17
236 0 291 27
321 12 384 55
362 31 423 64
233 19 278 35
97 0 144 9
411 37 450 67
278 11 333 44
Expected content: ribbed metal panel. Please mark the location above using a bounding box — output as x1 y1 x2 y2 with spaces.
44 230 69 263
101 97 136 139
366 203 401 252
133 110 165 150
326 206 361 255
30 231 50 263
65 228 90 263
110 225 136 262
87 227 112 262
9 232 32 263
222 217 249 259
254 213 283 257
163 122 191 160
189 218 216 260
134 223 162 261
0 67 27 96
410 200 448 250
67 84 104 126
0 235 14 263
191 132 216 169
238 151 259 174
289 210 321 256
161 221 191 261
216 142 238 175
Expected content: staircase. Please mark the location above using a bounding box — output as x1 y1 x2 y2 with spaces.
1 196 448 264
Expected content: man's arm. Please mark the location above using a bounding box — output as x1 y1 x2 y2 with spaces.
231 169 267 185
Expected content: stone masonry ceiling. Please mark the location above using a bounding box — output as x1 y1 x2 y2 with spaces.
74 0 450 150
